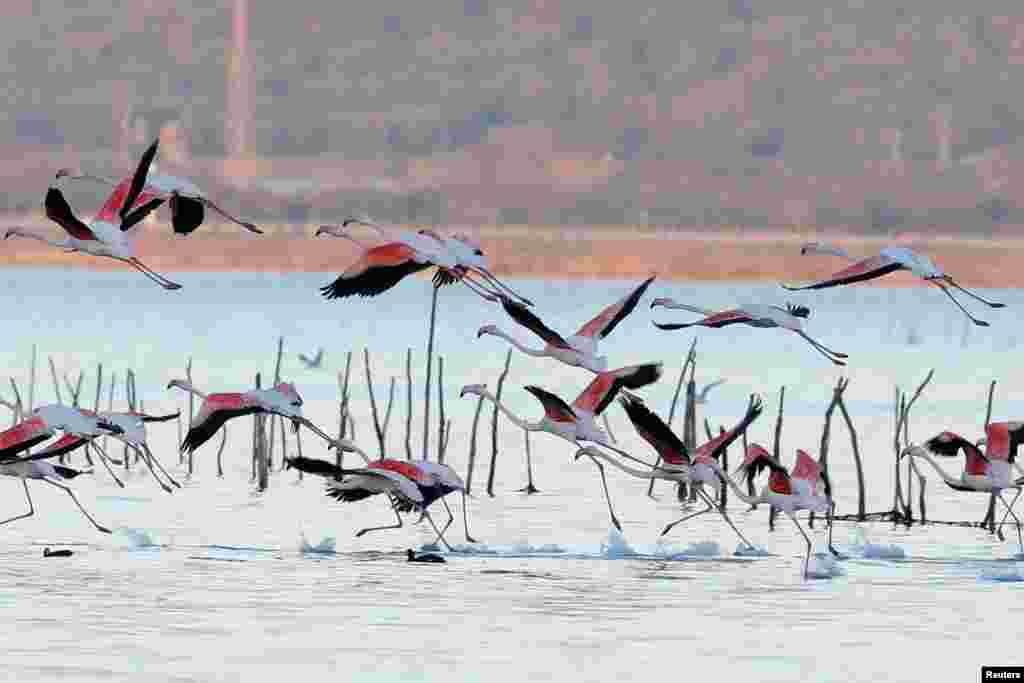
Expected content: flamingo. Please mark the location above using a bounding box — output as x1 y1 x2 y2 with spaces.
56 140 261 235
612 392 763 546
782 242 1004 327
5 140 183 289
695 379 726 405
901 425 1024 551
460 362 663 530
477 276 656 373
650 298 848 366
298 348 324 370
283 454 459 549
728 445 839 577
0 457 110 534
166 379 337 454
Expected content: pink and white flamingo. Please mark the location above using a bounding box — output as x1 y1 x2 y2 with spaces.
0 456 109 534
5 141 181 289
460 362 663 530
782 242 1004 326
56 140 260 235
650 298 847 365
901 424 1024 551
478 277 655 373
166 379 336 454
609 393 763 546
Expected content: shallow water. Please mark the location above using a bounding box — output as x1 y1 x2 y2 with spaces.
0 268 1022 682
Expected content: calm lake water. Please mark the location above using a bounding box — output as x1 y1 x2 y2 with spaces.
0 267 1021 682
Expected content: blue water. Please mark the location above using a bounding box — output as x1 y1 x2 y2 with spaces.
0 267 1021 682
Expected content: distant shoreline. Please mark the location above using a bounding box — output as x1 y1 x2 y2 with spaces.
0 221 1018 287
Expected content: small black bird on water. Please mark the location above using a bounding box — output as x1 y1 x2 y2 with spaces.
407 549 445 564
43 548 73 558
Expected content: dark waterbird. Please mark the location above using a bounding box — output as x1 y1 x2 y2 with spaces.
407 549 446 564
43 547 73 558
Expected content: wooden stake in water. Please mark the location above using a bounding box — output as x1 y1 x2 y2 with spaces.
516 427 540 494
981 380 998 533
836 392 865 520
437 356 446 464
255 372 269 491
405 348 414 460
648 339 696 498
27 344 36 413
464 394 485 495
216 425 228 478
769 386 785 531
364 348 387 458
267 336 284 470
186 358 195 476
486 350 512 497
422 285 441 461
48 357 63 405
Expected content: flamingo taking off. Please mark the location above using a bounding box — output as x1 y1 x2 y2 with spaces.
901 424 1024 551
5 141 180 288
0 457 109 534
56 139 260 235
477 276 656 373
782 242 1005 327
167 379 337 455
460 362 663 530
613 392 763 546
651 298 848 366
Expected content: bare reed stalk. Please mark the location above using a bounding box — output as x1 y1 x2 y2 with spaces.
364 348 386 458
517 427 539 494
405 349 414 460
769 386 785 530
486 349 512 497
682 359 699 503
440 419 453 463
255 372 269 491
216 425 227 478
123 370 136 470
48 357 62 405
27 344 36 413
336 352 353 467
981 380 998 533
106 371 116 456
86 363 102 467
293 422 304 481
464 394 485 495
836 393 865 520
647 340 697 498
8 379 23 424
267 336 284 470
892 369 934 525
437 356 446 463
810 377 847 528
423 285 441 461
186 358 195 476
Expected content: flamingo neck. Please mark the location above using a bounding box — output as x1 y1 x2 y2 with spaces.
907 450 963 488
6 228 70 249
813 242 854 260
476 389 538 431
584 450 663 480
708 462 762 505
171 381 208 400
489 328 546 357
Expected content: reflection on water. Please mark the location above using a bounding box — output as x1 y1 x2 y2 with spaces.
0 268 1021 681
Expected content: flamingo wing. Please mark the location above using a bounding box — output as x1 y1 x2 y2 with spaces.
693 397 763 461
782 254 902 290
1007 423 1024 464
139 411 180 423
523 386 577 423
654 308 756 331
119 139 159 224
32 433 89 460
168 194 205 235
181 395 260 454
320 243 429 300
500 298 572 349
574 276 655 339
326 468 424 505
0 417 53 461
619 394 689 465
573 363 662 416
44 188 97 241
285 455 345 479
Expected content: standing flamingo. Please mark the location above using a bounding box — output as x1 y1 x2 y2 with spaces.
650 298 847 365
477 277 655 373
901 425 1024 551
782 242 1005 326
612 393 763 546
166 379 337 454
56 140 260 235
460 362 663 530
5 140 181 289
728 445 838 577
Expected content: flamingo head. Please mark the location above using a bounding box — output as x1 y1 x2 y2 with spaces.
898 444 929 462
327 437 361 453
272 382 304 411
315 225 344 238
736 443 773 474
649 297 676 310
573 446 605 462
786 303 810 319
55 168 73 180
476 324 499 338
921 431 969 458
460 383 487 398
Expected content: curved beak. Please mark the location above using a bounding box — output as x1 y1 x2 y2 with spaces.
3 230 12 240
573 450 586 462
476 327 486 339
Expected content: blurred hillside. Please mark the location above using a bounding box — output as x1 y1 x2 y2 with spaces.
2 1 1024 233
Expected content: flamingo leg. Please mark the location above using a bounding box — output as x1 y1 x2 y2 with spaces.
41 478 111 534
355 501 404 538
141 443 181 489
129 444 172 494
461 491 478 543
594 440 678 474
428 497 455 548
201 198 261 234
661 493 714 537
460 274 504 301
996 489 1023 553
795 331 847 365
472 267 534 307
827 500 840 557
787 511 814 578
0 479 34 526
944 277 1005 308
698 487 754 549
88 442 125 488
930 282 989 327
423 509 454 551
583 453 622 531
115 257 183 290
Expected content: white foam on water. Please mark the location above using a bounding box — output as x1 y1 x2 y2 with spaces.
600 528 636 558
860 543 906 560
299 533 336 555
734 543 771 557
979 567 1024 582
805 553 845 580
111 527 159 549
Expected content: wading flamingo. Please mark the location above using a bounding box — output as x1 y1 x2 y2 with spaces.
0 457 110 533
166 379 337 454
614 393 763 546
460 362 663 530
650 298 847 366
477 276 655 373
901 425 1024 551
5 141 182 288
730 446 838 578
56 140 260 235
782 242 1004 326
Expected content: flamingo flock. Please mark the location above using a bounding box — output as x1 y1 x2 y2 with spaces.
0 138 1016 579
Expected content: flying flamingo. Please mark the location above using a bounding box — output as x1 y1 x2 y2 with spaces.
0 457 109 534
781 242 1004 327
56 139 260 235
901 425 1024 551
477 276 655 373
650 298 848 365
284 453 460 548
167 379 338 454
460 362 663 530
729 445 839 578
611 392 763 546
5 141 184 289
298 348 324 370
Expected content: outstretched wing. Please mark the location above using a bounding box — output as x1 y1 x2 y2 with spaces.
44 188 97 241
573 363 662 416
32 433 89 460
782 254 902 291
500 297 572 349
120 139 159 223
182 398 260 454
524 386 577 423
285 455 345 479
619 394 688 465
574 276 655 339
693 396 763 460
320 243 430 300
654 308 755 331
